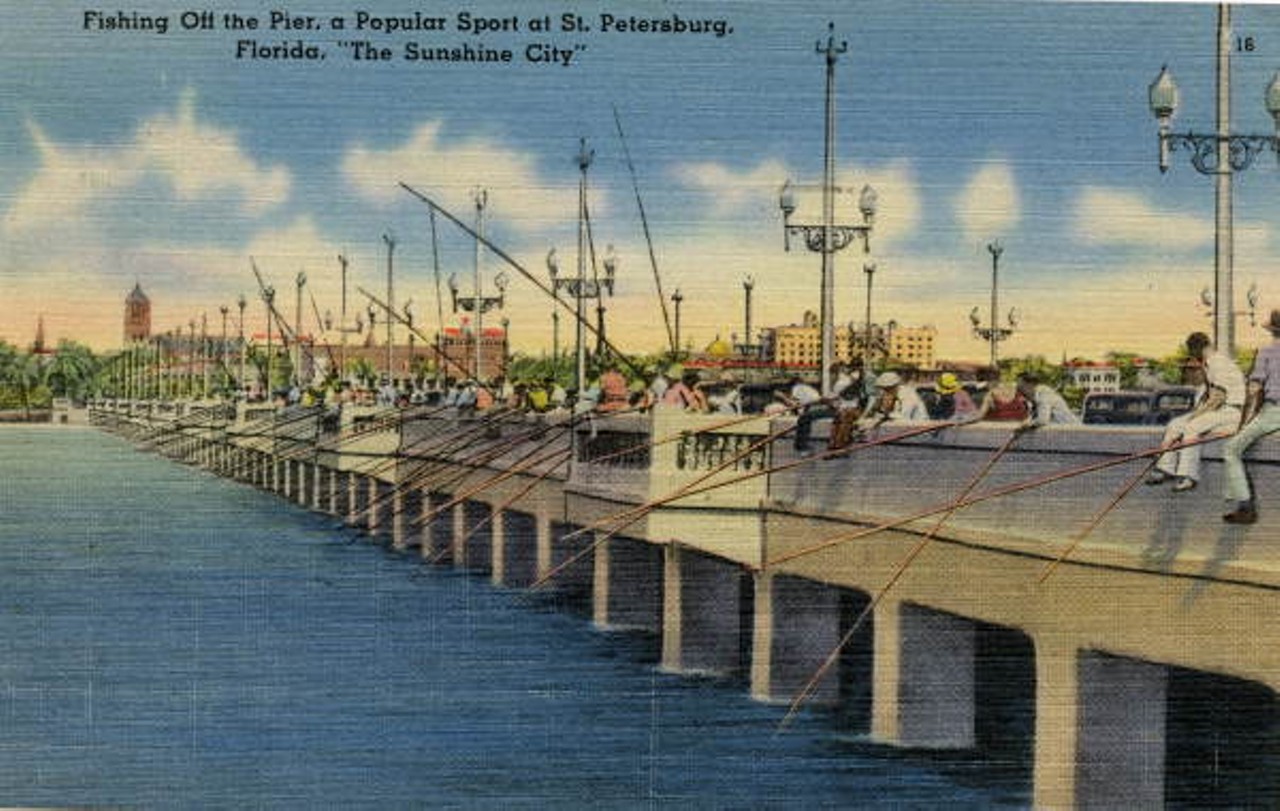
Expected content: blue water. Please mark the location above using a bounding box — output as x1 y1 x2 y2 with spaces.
0 427 1028 808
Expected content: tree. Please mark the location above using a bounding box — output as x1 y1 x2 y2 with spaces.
43 340 100 402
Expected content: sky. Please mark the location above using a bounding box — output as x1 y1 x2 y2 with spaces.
2 0 1280 363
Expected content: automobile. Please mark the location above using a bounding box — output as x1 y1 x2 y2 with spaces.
1080 386 1198 426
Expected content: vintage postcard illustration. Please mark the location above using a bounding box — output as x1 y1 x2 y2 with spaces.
1 1 1278 807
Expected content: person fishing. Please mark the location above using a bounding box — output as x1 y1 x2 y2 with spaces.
1146 332 1244 493
1222 310 1280 524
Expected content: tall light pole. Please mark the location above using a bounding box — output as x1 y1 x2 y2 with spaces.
294 271 306 389
546 139 616 392
1150 4 1280 354
473 191 486 381
780 23 877 395
863 262 877 370
671 288 684 358
969 241 1018 369
237 294 246 397
404 299 415 386
219 305 229 396
200 312 209 397
383 233 396 381
262 285 275 399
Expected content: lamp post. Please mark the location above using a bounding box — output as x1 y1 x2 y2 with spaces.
863 262 877 369
969 241 1018 369
1150 3 1280 355
449 265 508 381
237 294 246 397
383 233 396 382
187 319 197 398
262 285 275 399
671 288 684 358
734 276 762 358
200 312 208 398
326 253 364 382
546 138 617 392
501 316 510 375
780 23 877 395
404 299 415 385
219 305 229 397
551 309 560 363
294 271 306 389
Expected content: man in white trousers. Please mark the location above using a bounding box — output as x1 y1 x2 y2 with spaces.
1147 331 1245 493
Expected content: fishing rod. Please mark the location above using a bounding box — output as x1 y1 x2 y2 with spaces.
556 419 948 551
358 409 558 525
423 449 573 566
766 429 1229 569
408 408 616 528
397 182 647 380
357 286 500 397
776 429 1024 730
1037 456 1160 583
613 105 675 355
530 416 850 590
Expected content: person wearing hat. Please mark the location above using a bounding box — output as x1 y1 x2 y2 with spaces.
928 372 977 421
1147 332 1245 493
1222 310 1280 523
861 370 928 425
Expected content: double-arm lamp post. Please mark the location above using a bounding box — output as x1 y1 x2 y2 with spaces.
547 138 617 394
1149 3 1280 355
780 23 877 396
969 241 1018 369
449 270 508 381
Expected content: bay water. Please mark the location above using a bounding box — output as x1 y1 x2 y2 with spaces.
0 427 1028 808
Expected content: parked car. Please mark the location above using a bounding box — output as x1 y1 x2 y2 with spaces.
1080 387 1198 426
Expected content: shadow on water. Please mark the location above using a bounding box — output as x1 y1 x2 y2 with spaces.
1166 666 1280 808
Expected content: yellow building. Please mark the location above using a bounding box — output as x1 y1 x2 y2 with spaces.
769 312 937 369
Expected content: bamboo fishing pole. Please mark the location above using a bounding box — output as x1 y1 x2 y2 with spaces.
776 429 1024 730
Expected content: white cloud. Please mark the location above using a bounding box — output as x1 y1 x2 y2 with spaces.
671 158 921 250
3 89 289 237
954 161 1020 243
1073 186 1211 250
341 121 579 233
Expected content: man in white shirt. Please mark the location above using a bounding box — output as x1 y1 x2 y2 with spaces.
1016 372 1079 427
1148 331 1245 492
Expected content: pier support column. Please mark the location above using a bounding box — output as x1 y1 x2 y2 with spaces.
593 536 662 632
346 473 361 526
1033 645 1167 809
872 601 976 749
489 509 507 585
311 463 323 511
452 500 467 564
662 544 748 676
750 573 842 705
496 510 538 587
392 488 422 551
534 511 553 581
366 478 382 534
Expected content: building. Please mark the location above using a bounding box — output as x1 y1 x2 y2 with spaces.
437 325 508 381
769 312 937 370
124 283 151 344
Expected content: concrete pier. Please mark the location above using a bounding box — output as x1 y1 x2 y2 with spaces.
662 544 750 676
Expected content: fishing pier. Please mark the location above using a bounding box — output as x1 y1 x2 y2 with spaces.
89 400 1280 808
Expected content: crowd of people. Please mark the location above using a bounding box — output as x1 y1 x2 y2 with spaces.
278 313 1280 525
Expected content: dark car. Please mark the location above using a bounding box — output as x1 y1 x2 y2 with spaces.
1081 387 1198 426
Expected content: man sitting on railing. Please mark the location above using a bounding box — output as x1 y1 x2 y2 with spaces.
1147 332 1244 493
1222 310 1280 524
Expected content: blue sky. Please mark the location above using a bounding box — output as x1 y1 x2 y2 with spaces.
2 1 1280 360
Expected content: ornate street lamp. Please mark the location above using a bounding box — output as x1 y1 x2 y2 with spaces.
262 284 275 399
294 271 307 389
449 266 508 381
969 241 1018 369
779 23 876 395
546 141 618 392
671 288 684 358
236 293 246 397
383 232 396 381
1149 4 1280 354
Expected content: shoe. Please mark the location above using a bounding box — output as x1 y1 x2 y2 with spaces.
1144 470 1169 486
1223 504 1258 525
1172 477 1197 492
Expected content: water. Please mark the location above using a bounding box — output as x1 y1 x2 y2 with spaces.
0 427 1029 808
